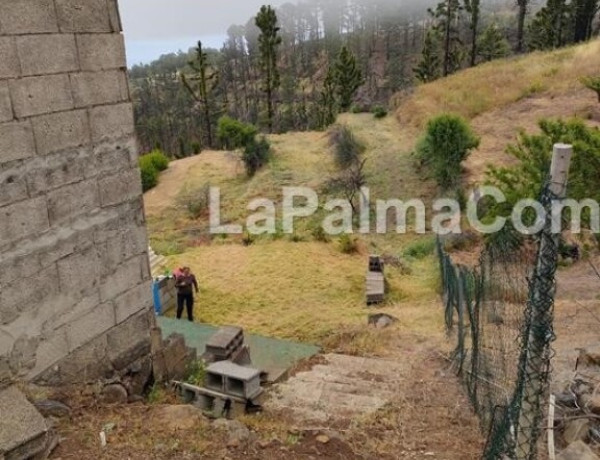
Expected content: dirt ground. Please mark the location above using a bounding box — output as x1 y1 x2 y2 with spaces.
50 329 483 459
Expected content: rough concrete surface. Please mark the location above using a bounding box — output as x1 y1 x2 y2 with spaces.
0 386 53 459
266 353 405 423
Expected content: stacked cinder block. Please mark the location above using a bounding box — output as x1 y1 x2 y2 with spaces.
0 0 154 389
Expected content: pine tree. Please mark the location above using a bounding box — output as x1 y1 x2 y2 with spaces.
464 0 481 67
477 23 510 63
333 46 363 112
429 0 463 77
528 0 570 50
414 29 441 83
516 0 530 52
319 67 337 128
572 0 599 42
181 41 218 149
255 5 282 133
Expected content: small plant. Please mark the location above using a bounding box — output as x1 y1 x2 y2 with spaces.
184 360 206 386
242 230 255 246
329 125 366 169
415 114 479 190
176 183 211 219
191 141 202 154
403 238 436 259
289 232 305 243
311 225 330 243
581 76 600 103
338 234 358 254
372 105 388 119
147 383 166 404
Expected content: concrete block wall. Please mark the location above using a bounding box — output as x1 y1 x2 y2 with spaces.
0 0 155 388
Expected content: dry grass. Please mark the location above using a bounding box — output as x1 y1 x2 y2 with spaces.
396 39 600 129
164 240 441 344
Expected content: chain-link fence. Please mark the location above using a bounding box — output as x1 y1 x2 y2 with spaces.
438 184 561 460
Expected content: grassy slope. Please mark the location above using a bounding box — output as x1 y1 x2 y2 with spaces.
145 114 441 346
145 40 600 346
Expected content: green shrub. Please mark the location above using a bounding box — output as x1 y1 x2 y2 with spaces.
139 155 159 192
191 141 202 154
329 125 366 169
146 149 169 171
372 105 388 119
184 360 206 386
176 183 211 219
338 234 358 254
416 114 480 190
217 116 258 150
581 76 600 103
403 238 436 259
242 136 271 177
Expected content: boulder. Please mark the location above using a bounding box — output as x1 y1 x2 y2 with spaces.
100 383 128 405
213 419 252 448
563 418 589 444
34 400 72 419
557 441 600 460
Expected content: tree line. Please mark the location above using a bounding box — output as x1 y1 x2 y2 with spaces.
130 0 600 156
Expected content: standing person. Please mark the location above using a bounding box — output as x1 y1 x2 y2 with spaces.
175 266 199 322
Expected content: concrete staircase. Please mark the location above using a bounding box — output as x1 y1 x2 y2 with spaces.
148 246 167 278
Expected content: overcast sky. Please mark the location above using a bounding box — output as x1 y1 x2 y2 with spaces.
120 0 288 65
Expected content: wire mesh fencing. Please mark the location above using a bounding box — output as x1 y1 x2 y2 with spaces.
438 186 560 459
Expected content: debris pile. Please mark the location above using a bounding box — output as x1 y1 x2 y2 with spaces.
553 348 600 460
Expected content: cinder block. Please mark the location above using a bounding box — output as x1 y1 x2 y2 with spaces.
93 136 137 178
0 82 12 123
0 265 59 326
46 179 99 225
16 34 79 77
0 121 35 165
32 109 90 156
10 75 74 118
66 302 116 352
89 102 134 143
98 168 142 207
57 247 100 299
0 196 50 248
114 280 153 324
55 0 111 33
0 38 20 79
107 0 123 32
0 0 58 34
99 255 145 302
77 34 126 71
26 147 93 196
71 70 129 108
0 165 28 208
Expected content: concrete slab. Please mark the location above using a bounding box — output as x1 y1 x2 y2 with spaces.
266 353 406 424
0 386 52 459
157 318 320 383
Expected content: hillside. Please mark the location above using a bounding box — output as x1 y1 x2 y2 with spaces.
395 39 600 184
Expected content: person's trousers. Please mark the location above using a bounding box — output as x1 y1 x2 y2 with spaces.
176 293 194 322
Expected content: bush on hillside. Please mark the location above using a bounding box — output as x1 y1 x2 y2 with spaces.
338 234 359 254
138 149 169 192
329 125 366 169
217 116 258 150
242 136 271 177
372 105 388 119
416 114 480 190
581 76 600 103
403 238 436 259
176 183 211 219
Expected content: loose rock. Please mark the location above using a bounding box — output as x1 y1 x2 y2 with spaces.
155 405 206 431
34 399 71 418
100 383 128 405
563 418 589 444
